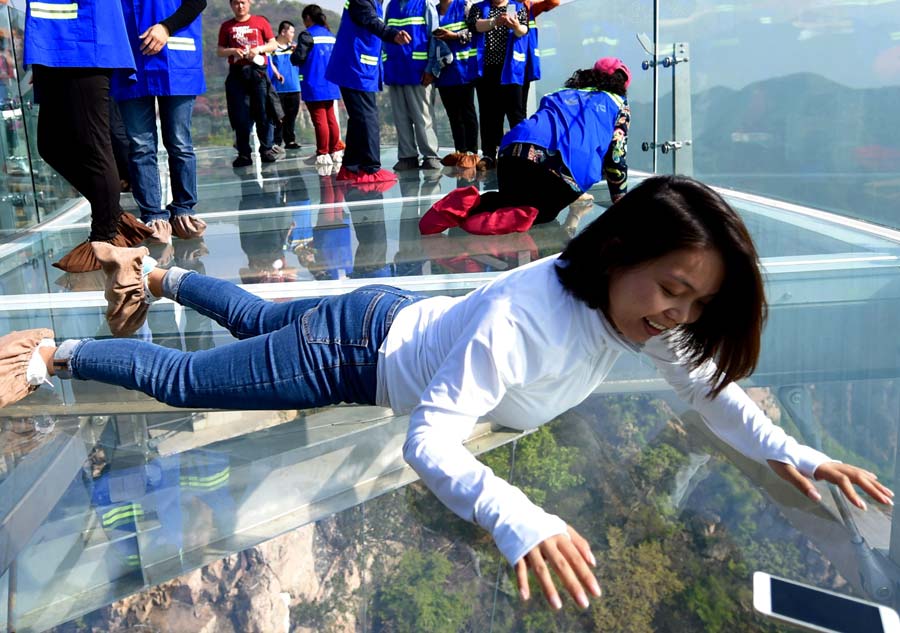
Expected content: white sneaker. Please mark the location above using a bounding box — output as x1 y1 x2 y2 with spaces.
330 149 344 164
315 154 333 166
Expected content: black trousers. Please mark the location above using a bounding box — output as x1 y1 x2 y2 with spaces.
340 87 381 172
475 64 525 159
438 83 478 154
34 65 120 241
274 91 300 145
473 154 581 224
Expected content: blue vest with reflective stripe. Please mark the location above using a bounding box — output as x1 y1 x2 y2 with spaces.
436 0 478 87
501 88 625 191
270 45 300 93
524 9 540 82
473 0 527 86
24 0 135 73
326 1 384 92
112 0 205 100
300 24 342 101
383 0 429 86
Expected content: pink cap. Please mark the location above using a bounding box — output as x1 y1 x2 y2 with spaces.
594 57 631 88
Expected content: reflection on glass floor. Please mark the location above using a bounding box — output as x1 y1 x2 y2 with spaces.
3 147 900 631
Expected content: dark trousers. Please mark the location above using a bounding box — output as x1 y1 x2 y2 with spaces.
274 91 300 145
33 65 120 241
474 154 581 224
438 84 478 153
225 65 273 157
475 64 525 159
340 87 381 173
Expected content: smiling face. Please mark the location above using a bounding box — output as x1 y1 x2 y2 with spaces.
606 247 725 344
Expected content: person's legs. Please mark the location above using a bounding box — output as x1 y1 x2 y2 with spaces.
119 96 164 222
475 66 504 160
342 88 380 172
249 70 273 153
503 82 526 130
439 85 466 152
35 66 121 241
306 101 330 155
324 101 343 153
474 154 580 223
58 285 421 409
280 92 300 145
408 84 440 160
158 95 198 219
459 83 479 154
225 70 253 158
388 85 417 161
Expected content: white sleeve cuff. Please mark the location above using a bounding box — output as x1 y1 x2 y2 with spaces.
493 510 568 566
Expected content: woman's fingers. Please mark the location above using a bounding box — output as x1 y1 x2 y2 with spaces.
567 524 598 567
767 460 821 502
515 559 530 601
525 547 562 610
520 532 601 610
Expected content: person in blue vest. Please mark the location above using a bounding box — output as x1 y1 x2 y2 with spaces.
420 58 630 235
114 0 208 247
434 0 480 169
326 0 411 184
466 0 529 171
24 0 155 273
384 0 442 171
268 20 302 152
291 5 345 169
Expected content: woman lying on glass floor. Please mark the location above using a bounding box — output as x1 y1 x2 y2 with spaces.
2 175 892 612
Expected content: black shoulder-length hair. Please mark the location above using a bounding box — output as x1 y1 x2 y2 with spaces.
555 175 766 396
564 68 628 97
302 4 329 28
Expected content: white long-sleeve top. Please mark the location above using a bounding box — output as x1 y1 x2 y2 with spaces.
375 255 831 565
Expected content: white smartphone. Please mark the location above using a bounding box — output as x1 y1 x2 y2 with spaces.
506 4 516 18
753 571 900 633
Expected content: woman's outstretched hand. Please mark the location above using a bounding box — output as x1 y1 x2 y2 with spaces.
767 460 894 510
515 525 601 610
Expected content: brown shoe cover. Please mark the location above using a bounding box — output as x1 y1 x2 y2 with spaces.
457 153 478 169
0 328 55 407
172 215 208 240
92 242 151 337
53 214 155 273
441 152 463 166
113 212 156 246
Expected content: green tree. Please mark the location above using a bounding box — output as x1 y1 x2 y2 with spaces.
372 550 474 633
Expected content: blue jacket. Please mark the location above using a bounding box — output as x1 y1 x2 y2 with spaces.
297 24 342 101
326 0 399 92
524 7 540 82
435 0 478 86
383 0 430 86
472 0 527 86
502 88 626 192
113 0 205 100
24 0 135 75
269 44 301 93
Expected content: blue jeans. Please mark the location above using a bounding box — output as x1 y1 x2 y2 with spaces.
118 95 198 223
62 272 423 409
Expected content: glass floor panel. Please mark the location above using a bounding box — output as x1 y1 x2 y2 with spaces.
3 147 900 631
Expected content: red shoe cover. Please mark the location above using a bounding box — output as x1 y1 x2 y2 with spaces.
460 206 539 235
356 168 398 183
335 165 357 181
418 186 482 235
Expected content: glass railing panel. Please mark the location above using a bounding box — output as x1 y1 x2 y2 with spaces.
656 0 900 230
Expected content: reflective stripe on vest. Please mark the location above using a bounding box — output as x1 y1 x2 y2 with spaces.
512 50 526 62
167 36 196 51
360 54 379 66
102 503 144 529
386 17 426 27
312 35 336 45
180 466 230 492
30 1 78 19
